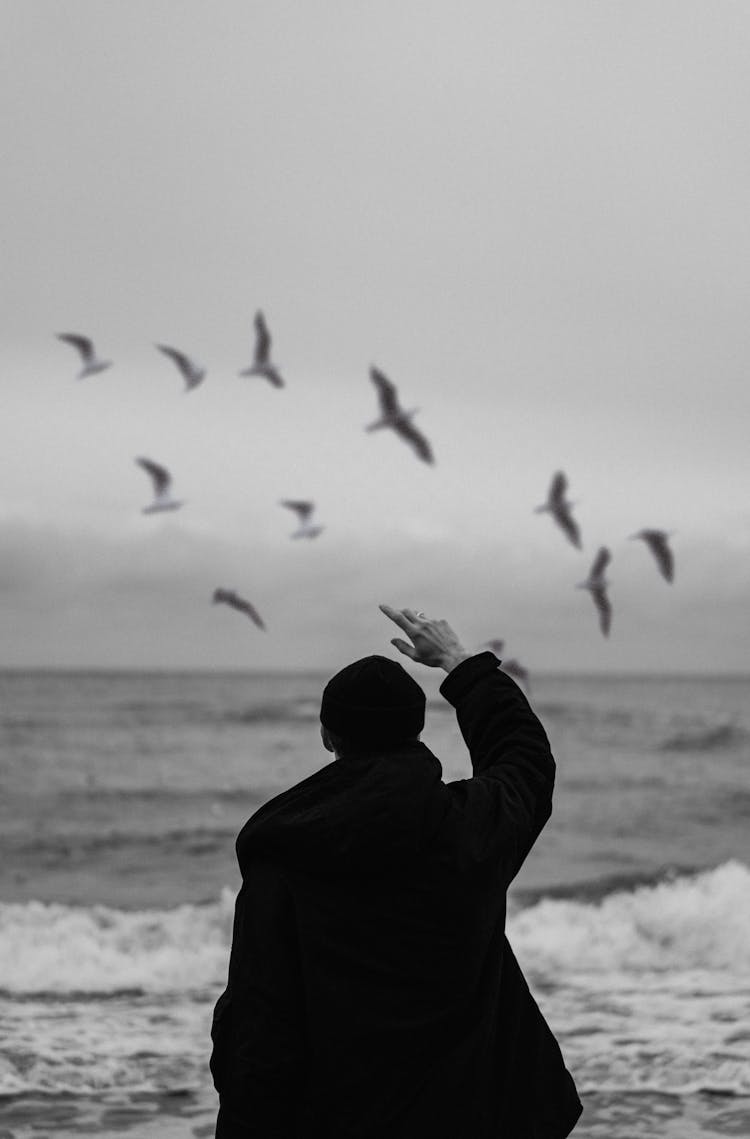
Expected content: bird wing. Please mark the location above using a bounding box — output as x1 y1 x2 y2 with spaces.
260 365 284 388
394 418 435 464
254 312 271 365
281 499 313 521
645 532 674 582
57 333 95 363
156 344 196 381
236 597 266 630
590 586 612 636
136 457 171 495
213 588 231 604
549 471 568 507
553 505 581 549
370 367 401 416
590 546 611 581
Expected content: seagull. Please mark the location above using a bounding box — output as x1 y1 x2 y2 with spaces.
630 529 675 583
280 500 324 539
56 333 112 379
212 589 266 631
366 367 434 465
576 546 612 637
155 344 206 391
500 658 531 692
534 471 582 549
483 639 505 657
238 311 284 388
482 640 530 690
135 457 183 514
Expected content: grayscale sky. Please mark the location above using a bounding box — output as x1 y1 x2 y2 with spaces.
2 1 749 671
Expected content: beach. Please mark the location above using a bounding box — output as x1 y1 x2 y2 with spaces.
1 668 749 1137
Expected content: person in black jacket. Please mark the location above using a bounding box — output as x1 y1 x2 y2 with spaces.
210 605 582 1138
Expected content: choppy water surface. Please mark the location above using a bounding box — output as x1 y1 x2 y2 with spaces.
1 669 748 1129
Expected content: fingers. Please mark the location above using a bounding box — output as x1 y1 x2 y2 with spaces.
391 637 417 660
379 603 419 635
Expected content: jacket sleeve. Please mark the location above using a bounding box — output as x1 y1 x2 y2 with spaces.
212 860 308 1136
440 652 555 884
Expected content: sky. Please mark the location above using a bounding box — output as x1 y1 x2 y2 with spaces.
2 0 749 671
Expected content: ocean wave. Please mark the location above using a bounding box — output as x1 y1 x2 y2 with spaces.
116 699 214 723
117 697 321 727
657 722 748 753
2 825 238 861
511 865 697 907
536 699 750 757
56 785 269 808
1 863 748 998
1 867 750 1100
535 700 635 729
223 700 320 725
508 861 750 977
510 862 750 1097
0 891 236 996
0 998 210 1097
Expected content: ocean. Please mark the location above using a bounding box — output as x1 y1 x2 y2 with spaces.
0 668 749 1138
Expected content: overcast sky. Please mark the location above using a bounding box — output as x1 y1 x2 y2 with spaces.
2 1 749 671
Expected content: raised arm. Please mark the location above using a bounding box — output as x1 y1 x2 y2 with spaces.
380 605 555 884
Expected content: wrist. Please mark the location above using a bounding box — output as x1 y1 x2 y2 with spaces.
440 650 471 673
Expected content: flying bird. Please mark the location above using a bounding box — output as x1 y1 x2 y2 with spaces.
212 589 266 631
576 546 612 637
630 529 675 583
156 344 206 391
135 457 183 514
482 640 530 690
56 333 112 379
500 658 531 692
534 471 582 549
280 500 324 539
239 311 284 388
483 639 505 657
366 367 434 465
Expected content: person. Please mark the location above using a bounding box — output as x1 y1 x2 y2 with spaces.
210 605 582 1138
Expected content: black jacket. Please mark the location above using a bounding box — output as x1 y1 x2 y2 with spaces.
211 652 582 1137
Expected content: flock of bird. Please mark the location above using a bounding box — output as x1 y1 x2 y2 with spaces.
533 469 675 637
478 474 675 690
56 315 676 680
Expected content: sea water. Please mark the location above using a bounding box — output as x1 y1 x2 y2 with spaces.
0 669 748 1124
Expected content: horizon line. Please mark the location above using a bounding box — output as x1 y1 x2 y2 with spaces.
1 664 748 681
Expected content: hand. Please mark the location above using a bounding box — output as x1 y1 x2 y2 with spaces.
379 604 471 672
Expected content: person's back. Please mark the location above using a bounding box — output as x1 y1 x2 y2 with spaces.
210 606 582 1137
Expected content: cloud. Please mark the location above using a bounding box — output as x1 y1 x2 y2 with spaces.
0 518 747 671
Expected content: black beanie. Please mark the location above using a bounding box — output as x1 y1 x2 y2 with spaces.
320 655 426 744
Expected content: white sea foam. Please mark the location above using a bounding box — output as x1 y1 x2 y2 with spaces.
508 860 750 977
0 888 236 996
1 864 749 1097
0 993 211 1095
508 862 750 1097
1 863 748 997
